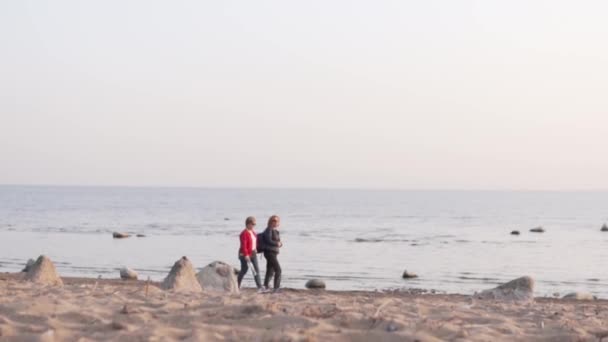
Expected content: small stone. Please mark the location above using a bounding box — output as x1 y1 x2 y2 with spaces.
110 321 129 330
305 279 326 289
113 232 130 239
136 234 146 237
510 230 520 235
530 227 545 233
386 323 398 332
402 270 418 279
119 267 138 280
120 304 139 314
601 224 608 232
562 292 597 300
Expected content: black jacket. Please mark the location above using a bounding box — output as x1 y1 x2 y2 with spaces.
263 227 281 254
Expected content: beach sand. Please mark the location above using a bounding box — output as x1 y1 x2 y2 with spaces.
1 273 607 341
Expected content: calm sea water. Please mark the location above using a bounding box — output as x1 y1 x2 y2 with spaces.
1 185 607 297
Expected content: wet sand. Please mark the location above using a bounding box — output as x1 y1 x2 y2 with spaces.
1 272 608 341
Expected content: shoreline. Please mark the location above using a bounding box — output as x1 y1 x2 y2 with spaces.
2 271 606 301
2 272 608 341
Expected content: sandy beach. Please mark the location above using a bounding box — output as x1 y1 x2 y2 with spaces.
1 272 608 342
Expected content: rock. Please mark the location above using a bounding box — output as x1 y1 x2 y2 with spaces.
161 256 202 292
529 227 545 233
196 261 239 293
136 234 146 237
562 292 597 300
113 232 130 239
478 276 534 301
305 279 326 289
510 230 520 235
110 320 130 330
21 258 36 272
601 224 608 232
119 267 138 280
24 255 63 286
402 270 418 279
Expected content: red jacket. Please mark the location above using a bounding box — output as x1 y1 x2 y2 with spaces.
239 229 256 257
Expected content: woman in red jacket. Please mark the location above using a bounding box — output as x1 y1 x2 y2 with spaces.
237 216 262 290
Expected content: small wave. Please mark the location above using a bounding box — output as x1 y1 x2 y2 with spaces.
353 238 411 243
458 276 500 282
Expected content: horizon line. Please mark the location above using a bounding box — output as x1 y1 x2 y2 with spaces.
1 183 608 193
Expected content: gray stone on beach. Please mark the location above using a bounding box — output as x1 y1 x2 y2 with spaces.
510 230 520 235
24 255 63 286
161 256 202 292
113 232 131 239
305 279 326 289
601 224 608 232
402 270 418 279
22 258 36 272
196 261 239 293
562 292 597 300
119 267 138 280
529 227 545 233
478 276 534 301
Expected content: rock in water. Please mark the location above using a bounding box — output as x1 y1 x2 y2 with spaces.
562 292 597 300
478 276 534 301
196 261 239 293
402 270 418 279
529 227 545 233
162 256 202 292
601 224 608 232
510 230 520 235
305 279 326 289
119 267 138 280
24 255 63 286
21 258 36 272
113 232 131 239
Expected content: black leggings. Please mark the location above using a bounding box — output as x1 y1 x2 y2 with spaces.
237 254 262 289
263 251 281 289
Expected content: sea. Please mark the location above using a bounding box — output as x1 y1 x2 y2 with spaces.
1 185 607 297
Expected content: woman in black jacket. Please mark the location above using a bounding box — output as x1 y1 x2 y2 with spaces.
263 215 282 292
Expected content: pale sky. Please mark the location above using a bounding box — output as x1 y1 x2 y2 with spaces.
1 1 607 190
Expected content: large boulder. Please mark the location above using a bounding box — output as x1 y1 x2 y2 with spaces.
24 255 63 286
161 257 202 292
119 267 138 280
196 261 239 293
478 276 534 301
21 258 36 272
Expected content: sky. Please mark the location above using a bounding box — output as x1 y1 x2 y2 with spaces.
1 1 607 190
